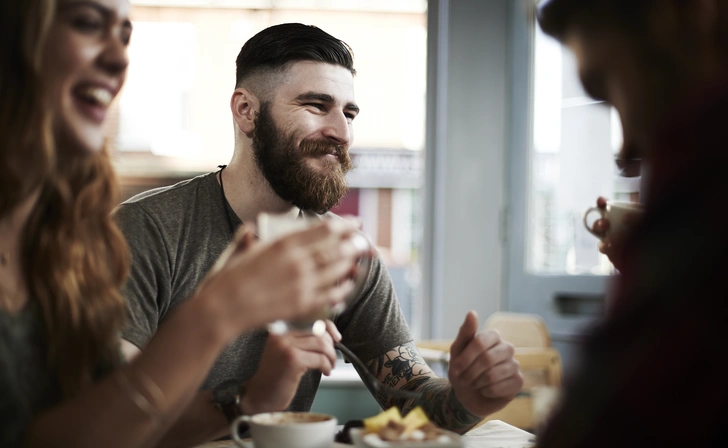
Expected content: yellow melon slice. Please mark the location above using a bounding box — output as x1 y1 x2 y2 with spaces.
363 406 403 432
402 406 430 433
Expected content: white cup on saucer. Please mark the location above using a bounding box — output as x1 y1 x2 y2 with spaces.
231 411 337 448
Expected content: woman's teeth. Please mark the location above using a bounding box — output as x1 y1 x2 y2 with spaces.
77 87 113 106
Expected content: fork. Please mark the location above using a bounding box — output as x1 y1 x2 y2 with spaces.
334 340 423 402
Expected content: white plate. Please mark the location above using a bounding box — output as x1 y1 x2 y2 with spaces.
234 442 351 448
349 428 463 448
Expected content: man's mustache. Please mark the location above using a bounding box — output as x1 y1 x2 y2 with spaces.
299 139 348 158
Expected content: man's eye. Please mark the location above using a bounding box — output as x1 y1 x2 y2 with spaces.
306 103 325 111
345 113 356 120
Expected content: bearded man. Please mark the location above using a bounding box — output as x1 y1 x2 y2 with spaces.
116 23 522 437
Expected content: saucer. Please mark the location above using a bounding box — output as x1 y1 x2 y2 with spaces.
236 442 351 448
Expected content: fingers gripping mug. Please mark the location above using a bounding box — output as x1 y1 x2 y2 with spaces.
583 201 643 240
257 212 373 336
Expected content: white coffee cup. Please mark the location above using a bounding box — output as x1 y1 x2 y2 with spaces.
231 411 337 448
257 212 372 336
583 201 643 240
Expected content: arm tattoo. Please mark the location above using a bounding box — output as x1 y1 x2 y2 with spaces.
365 342 481 434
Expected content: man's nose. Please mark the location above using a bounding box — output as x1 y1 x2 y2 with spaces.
321 111 351 146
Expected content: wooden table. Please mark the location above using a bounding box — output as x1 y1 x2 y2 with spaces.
194 420 535 447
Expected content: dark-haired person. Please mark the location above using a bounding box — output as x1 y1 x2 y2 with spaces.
116 23 523 435
534 0 728 446
0 1 369 446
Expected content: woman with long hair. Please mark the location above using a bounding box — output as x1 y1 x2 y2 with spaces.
0 0 366 446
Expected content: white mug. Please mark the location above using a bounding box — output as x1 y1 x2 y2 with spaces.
583 201 643 240
231 411 337 448
257 212 372 336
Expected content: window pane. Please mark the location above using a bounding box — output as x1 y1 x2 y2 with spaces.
528 26 638 275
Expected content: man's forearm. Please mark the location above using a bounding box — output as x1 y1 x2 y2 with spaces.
381 377 481 435
365 342 483 435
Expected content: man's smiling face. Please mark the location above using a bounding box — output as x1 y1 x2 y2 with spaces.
252 61 359 213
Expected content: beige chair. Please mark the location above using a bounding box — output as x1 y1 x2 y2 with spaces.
484 312 551 348
416 312 562 431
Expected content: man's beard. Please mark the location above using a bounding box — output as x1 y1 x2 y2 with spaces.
252 103 353 214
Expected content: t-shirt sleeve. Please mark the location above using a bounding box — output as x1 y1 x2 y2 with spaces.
335 247 413 364
115 202 173 350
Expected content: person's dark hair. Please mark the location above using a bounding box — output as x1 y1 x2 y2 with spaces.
235 23 355 89
537 0 656 41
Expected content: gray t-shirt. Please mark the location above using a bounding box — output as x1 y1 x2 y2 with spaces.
0 302 61 447
116 172 412 409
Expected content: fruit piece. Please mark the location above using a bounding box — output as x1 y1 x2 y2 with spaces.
379 421 406 441
363 406 402 432
402 406 430 433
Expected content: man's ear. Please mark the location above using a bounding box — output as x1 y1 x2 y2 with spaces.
230 87 259 136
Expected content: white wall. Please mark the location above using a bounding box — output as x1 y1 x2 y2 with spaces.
424 0 509 339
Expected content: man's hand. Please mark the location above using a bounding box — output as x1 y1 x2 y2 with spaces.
240 320 341 415
448 311 523 417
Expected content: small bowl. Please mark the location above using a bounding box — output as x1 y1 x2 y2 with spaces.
349 427 463 448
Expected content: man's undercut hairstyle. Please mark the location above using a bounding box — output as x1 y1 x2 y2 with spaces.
537 0 657 41
235 23 356 91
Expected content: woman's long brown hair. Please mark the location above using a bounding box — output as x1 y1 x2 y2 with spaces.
1 0 130 397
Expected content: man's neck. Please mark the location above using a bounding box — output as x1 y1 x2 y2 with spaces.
220 151 299 225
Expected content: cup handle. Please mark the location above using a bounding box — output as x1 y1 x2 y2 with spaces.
230 415 252 447
583 206 605 240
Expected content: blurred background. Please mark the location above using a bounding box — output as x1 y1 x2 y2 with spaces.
107 0 638 422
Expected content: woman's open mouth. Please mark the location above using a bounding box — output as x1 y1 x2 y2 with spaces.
73 85 115 123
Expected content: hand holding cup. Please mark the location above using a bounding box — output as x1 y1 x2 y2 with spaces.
197 216 371 340
257 213 373 336
583 197 643 270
